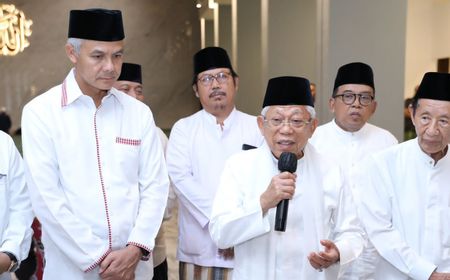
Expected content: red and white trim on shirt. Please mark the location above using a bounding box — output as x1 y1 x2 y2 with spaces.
94 109 113 248
84 248 112 272
116 137 141 146
61 79 68 107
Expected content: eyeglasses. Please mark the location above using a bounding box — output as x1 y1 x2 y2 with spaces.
334 93 374 106
197 72 231 86
264 117 312 128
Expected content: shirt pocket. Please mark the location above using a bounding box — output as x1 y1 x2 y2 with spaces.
114 137 141 172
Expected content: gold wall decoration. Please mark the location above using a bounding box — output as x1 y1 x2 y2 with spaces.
0 4 33 56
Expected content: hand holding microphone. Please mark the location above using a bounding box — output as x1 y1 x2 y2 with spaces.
275 152 297 231
259 152 297 231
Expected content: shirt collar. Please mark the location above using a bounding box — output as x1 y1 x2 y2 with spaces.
412 137 450 167
61 68 122 107
201 107 237 128
331 118 368 139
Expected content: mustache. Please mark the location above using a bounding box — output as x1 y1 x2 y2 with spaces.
209 90 226 98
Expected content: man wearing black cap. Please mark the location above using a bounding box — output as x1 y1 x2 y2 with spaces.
114 62 145 102
310 62 398 277
358 72 450 279
114 62 176 280
166 47 263 279
21 9 169 280
209 76 364 279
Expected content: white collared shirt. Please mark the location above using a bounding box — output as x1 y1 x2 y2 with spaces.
359 139 450 279
209 143 365 280
0 131 33 276
22 69 169 279
166 108 264 267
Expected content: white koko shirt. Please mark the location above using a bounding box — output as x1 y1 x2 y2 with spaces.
210 143 365 280
359 138 450 279
0 131 33 280
22 69 169 280
167 108 263 268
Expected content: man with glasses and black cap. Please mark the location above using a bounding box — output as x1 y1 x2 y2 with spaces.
209 76 364 279
358 72 450 279
310 62 397 278
166 47 263 280
21 9 169 280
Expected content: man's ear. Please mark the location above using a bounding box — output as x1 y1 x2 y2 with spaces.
328 97 335 113
233 76 239 92
192 84 199 98
65 44 78 64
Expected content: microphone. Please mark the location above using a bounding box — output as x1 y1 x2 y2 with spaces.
274 152 297 232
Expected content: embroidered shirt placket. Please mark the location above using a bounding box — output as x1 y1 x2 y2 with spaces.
94 107 113 250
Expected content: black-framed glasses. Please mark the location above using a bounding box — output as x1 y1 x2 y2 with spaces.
334 93 374 106
264 117 312 128
197 72 231 86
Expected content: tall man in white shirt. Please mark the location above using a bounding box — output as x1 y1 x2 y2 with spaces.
166 47 264 280
358 72 450 280
209 76 365 280
21 9 169 280
0 131 33 280
310 62 397 278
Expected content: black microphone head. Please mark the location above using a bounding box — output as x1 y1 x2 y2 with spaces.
278 152 297 173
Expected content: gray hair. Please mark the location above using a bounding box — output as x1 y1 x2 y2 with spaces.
67 38 84 55
260 105 316 119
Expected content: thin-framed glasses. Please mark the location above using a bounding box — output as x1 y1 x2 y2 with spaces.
334 93 374 106
198 72 231 86
264 117 312 128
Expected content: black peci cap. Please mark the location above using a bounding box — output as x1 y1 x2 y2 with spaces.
262 76 314 108
118 63 142 84
333 62 375 93
414 72 450 102
68 9 124 41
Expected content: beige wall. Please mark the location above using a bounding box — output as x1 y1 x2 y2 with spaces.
0 1 201 132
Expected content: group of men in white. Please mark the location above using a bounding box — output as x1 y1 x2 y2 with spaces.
1 7 450 280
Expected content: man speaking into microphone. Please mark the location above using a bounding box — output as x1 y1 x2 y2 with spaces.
209 76 365 279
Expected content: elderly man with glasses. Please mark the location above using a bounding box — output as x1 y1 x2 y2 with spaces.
209 76 365 279
310 62 398 278
166 47 264 280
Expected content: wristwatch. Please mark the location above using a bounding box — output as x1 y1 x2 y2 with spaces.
1 251 18 272
140 248 150 261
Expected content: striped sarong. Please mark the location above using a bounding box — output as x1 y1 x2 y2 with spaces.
179 261 233 280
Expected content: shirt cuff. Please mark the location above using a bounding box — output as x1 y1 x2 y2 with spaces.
409 258 436 280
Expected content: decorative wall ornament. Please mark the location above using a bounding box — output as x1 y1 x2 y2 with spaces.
0 4 33 56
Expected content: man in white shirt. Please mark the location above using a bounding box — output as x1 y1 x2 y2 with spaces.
166 47 264 280
310 62 397 278
114 62 176 280
209 76 365 280
358 72 450 280
0 131 33 280
21 9 169 280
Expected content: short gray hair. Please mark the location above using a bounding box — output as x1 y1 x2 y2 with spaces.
260 105 316 119
67 38 84 55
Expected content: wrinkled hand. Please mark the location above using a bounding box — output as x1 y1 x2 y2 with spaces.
0 252 11 274
429 272 450 280
218 248 234 260
99 245 142 280
308 240 340 271
260 172 296 214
